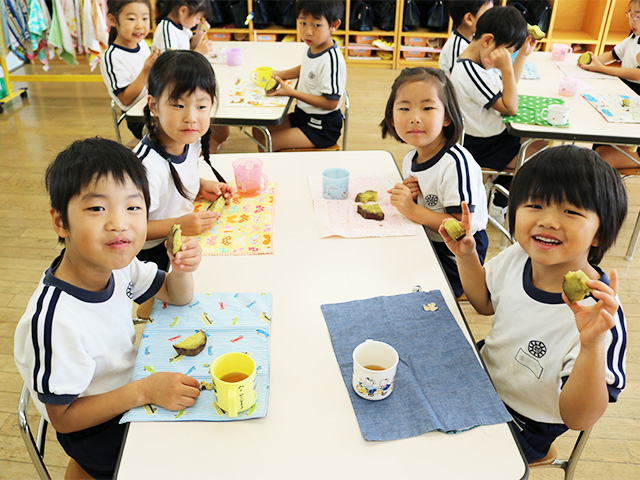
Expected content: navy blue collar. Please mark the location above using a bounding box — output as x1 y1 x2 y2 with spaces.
410 144 449 172
142 135 189 164
522 257 607 304
110 43 141 54
44 250 115 303
307 41 338 59
166 18 183 30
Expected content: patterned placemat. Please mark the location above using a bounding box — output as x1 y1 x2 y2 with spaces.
581 93 640 123
193 183 276 255
223 79 296 107
503 95 568 127
121 292 272 423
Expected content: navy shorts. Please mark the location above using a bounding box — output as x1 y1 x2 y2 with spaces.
137 242 170 272
289 106 343 148
432 229 488 297
464 129 521 171
57 415 126 479
126 116 144 140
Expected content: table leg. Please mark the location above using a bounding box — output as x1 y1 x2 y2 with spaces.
625 210 640 261
240 126 273 152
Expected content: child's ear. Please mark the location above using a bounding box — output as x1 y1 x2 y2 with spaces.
591 233 600 248
330 19 341 32
480 33 495 48
462 12 474 27
50 208 69 240
148 95 158 116
107 13 117 28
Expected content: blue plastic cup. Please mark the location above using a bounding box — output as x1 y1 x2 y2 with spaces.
322 168 350 199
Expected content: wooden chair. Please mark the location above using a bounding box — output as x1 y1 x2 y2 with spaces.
18 383 52 480
111 100 126 145
529 428 592 480
279 90 350 152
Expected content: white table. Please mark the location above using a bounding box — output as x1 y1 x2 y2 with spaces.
127 41 307 151
115 151 528 480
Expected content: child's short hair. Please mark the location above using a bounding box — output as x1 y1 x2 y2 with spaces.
380 67 464 149
508 145 628 265
296 0 343 25
449 0 492 26
474 5 527 50
46 137 150 243
155 0 207 24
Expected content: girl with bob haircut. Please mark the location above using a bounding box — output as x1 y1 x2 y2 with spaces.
381 66 488 297
439 145 628 464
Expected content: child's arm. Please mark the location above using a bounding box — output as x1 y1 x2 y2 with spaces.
267 75 340 111
154 236 201 305
191 18 212 54
438 202 494 313
579 52 640 83
147 212 218 239
512 35 537 82
272 65 301 80
116 50 161 107
198 178 235 203
488 46 519 116
45 371 201 433
558 270 620 430
388 183 457 231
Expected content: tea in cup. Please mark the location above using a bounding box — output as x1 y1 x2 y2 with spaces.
232 157 268 196
542 104 570 126
250 66 273 87
211 352 257 417
551 43 571 61
352 339 399 401
322 168 350 200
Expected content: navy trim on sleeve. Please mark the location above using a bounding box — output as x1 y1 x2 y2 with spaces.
38 392 78 405
135 269 166 304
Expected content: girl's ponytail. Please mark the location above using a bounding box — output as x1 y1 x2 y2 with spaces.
200 128 226 183
143 103 191 199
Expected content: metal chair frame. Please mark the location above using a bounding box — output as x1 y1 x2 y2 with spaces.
111 100 127 145
531 428 592 480
18 383 52 480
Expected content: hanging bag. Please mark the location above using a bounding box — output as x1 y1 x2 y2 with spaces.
206 0 225 26
350 1 374 31
425 0 447 32
373 1 396 31
252 0 271 29
227 0 249 28
403 0 421 31
274 0 297 28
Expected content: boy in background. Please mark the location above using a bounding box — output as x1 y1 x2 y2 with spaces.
253 0 347 151
451 5 538 221
439 0 494 78
14 138 202 479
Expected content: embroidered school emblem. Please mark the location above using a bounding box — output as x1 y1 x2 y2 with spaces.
126 282 133 299
528 340 547 358
424 194 438 207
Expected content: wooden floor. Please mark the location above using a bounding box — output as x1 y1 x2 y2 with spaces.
0 62 638 479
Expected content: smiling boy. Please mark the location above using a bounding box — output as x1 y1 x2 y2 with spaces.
14 138 203 478
252 0 347 151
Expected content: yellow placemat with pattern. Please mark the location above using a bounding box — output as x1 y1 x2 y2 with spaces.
193 183 277 255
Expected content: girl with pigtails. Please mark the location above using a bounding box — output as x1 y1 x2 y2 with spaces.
134 49 233 271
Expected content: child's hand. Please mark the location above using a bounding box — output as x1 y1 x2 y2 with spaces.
488 46 514 72
403 176 420 200
143 49 161 73
564 269 619 349
199 18 210 32
142 372 201 411
267 76 294 97
438 202 476 257
519 34 538 57
387 183 415 217
178 211 218 235
578 55 604 72
199 179 235 204
168 236 202 272
195 39 214 55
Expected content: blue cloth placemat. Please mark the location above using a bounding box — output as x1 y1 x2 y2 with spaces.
121 292 271 423
321 290 511 441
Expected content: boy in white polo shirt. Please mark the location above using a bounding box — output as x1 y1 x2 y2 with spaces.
451 5 537 214
14 137 203 479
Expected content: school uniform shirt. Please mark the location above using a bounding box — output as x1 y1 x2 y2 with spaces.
482 243 627 424
612 33 640 94
134 136 202 250
14 252 165 421
100 41 151 111
296 41 346 116
152 18 192 52
439 29 470 78
450 58 505 138
402 144 488 243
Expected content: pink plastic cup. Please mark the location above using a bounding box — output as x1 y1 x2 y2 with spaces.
232 157 268 196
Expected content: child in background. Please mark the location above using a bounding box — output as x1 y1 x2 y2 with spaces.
439 146 628 464
14 138 203 479
253 0 347 151
380 67 488 298
579 0 640 169
101 0 160 139
152 0 213 55
135 50 234 272
439 0 494 78
451 5 539 221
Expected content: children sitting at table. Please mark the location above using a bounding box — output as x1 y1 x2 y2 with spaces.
438 145 628 465
14 138 203 479
100 0 160 139
450 5 540 223
579 0 640 169
135 50 233 273
380 67 488 298
439 0 494 78
152 0 213 55
252 0 347 152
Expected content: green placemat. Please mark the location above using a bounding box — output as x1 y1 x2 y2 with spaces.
503 95 568 127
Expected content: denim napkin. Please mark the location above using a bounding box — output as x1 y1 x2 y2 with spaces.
321 290 512 441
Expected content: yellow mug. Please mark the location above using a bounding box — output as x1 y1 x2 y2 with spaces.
211 352 257 417
250 66 273 87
